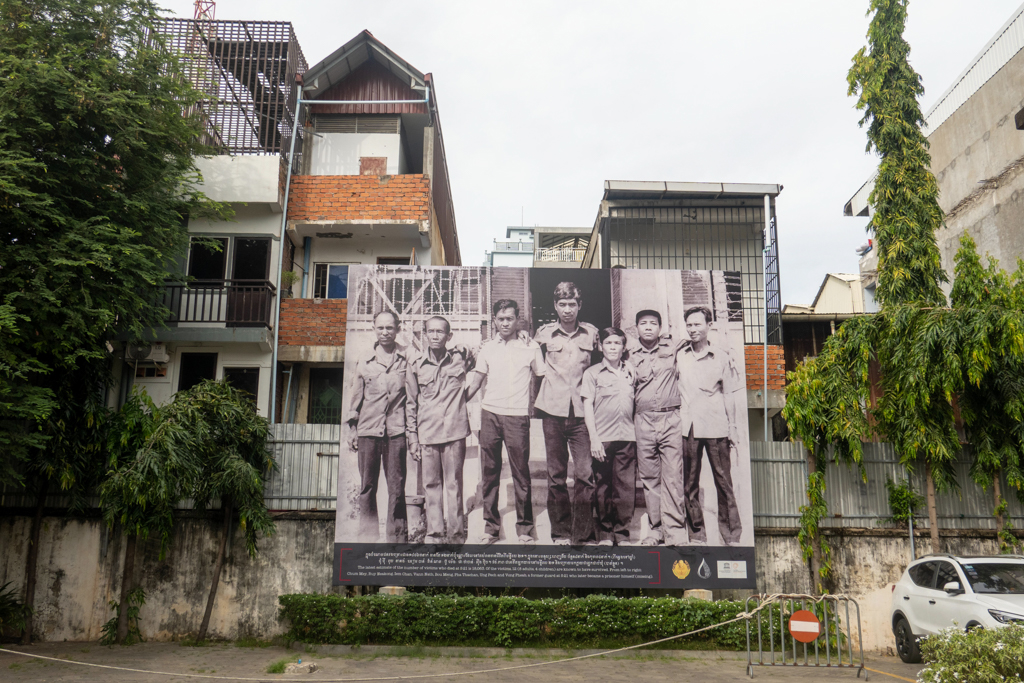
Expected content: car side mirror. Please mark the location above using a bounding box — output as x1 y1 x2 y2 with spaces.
944 581 964 595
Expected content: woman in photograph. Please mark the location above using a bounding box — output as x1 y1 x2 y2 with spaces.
581 327 638 546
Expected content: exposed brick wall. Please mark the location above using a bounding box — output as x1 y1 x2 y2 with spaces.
744 344 786 391
288 175 430 222
279 299 347 346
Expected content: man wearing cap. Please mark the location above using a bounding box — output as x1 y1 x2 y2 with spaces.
533 282 600 546
628 309 685 546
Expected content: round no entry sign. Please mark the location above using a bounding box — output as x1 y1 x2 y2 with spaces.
789 610 822 643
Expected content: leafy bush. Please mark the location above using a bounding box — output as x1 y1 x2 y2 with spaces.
0 582 29 633
100 587 146 646
919 624 1024 683
278 593 751 649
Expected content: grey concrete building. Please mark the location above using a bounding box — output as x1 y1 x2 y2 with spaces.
846 3 1024 291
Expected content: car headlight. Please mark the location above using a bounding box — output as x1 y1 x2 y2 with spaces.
987 609 1024 624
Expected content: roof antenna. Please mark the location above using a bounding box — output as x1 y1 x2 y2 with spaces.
194 0 215 21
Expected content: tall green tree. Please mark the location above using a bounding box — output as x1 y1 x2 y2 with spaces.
950 236 1024 553
0 0 227 481
0 0 227 639
183 380 275 642
848 0 960 553
786 0 1024 585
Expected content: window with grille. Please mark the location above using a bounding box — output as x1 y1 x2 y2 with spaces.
313 115 401 134
308 368 344 424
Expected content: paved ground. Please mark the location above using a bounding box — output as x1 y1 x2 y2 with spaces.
0 642 924 682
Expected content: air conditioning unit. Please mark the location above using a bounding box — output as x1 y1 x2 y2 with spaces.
125 342 169 365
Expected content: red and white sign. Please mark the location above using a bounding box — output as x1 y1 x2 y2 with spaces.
788 610 822 643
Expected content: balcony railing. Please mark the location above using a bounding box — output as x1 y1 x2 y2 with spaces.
535 246 587 262
492 241 534 252
163 280 277 328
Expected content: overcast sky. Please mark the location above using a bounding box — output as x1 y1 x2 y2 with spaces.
160 0 1022 305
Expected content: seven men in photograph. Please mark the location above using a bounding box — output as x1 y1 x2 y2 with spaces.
344 268 747 549
466 299 546 545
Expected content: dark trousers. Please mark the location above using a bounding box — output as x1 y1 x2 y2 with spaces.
357 434 408 543
683 427 742 543
479 410 534 538
593 441 637 544
542 414 596 544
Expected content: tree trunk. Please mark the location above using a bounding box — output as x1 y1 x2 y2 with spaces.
20 478 47 645
197 501 232 642
116 533 138 644
805 450 823 593
926 464 940 554
994 472 1004 529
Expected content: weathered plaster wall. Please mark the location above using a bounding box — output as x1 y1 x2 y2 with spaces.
755 529 1003 654
0 513 336 642
927 46 1024 291
0 513 1003 653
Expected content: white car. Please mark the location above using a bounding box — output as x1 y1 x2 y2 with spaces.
890 554 1024 663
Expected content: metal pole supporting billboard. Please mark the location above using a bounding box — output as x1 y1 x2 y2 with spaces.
763 194 770 442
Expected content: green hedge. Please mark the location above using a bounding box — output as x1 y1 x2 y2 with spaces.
278 593 750 650
920 624 1024 683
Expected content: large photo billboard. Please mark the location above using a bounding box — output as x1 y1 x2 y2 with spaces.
334 265 754 589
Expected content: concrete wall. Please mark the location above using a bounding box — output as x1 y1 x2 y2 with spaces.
0 511 1003 651
132 343 273 416
927 46 1024 290
194 156 283 209
308 133 407 176
0 513 335 642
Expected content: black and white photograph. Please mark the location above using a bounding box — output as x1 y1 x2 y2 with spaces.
334 264 753 587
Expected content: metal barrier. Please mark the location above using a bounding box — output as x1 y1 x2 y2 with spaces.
745 594 866 679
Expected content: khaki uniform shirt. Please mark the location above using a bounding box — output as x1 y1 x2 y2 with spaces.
346 343 408 438
629 335 684 414
534 321 600 417
677 342 742 439
474 337 546 416
406 348 473 448
581 360 637 442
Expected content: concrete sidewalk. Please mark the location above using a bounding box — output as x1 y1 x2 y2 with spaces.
0 642 923 682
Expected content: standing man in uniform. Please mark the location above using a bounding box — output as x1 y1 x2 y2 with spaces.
346 310 409 543
676 305 743 545
628 310 684 546
466 299 546 544
406 316 473 544
534 282 600 546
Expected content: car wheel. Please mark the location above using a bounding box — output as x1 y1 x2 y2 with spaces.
894 618 922 664
966 622 983 632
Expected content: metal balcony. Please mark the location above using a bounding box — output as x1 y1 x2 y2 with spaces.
534 246 587 262
492 241 534 253
163 280 277 328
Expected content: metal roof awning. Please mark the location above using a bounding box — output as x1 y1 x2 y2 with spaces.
300 30 426 99
603 180 783 201
844 172 876 217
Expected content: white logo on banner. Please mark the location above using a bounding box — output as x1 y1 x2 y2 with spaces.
717 561 748 579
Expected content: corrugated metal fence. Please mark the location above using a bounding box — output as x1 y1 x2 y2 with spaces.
751 441 1024 529
3 428 1022 529
265 423 341 511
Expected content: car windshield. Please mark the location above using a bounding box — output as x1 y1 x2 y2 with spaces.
960 563 1024 594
